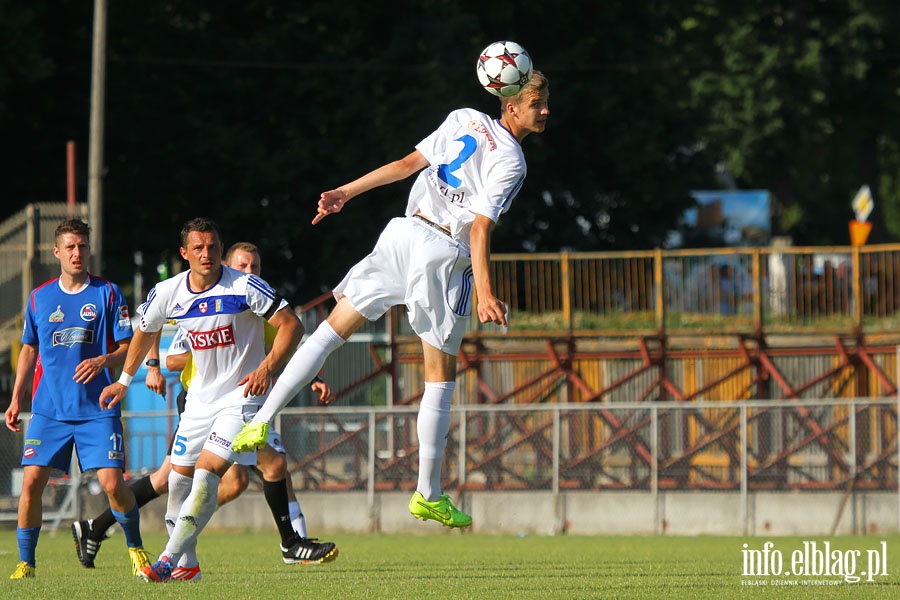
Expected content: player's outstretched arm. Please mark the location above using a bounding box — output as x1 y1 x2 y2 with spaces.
312 150 429 224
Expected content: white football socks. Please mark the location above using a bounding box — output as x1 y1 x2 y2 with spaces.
164 468 221 566
288 500 307 538
416 381 455 502
165 470 193 537
253 321 345 424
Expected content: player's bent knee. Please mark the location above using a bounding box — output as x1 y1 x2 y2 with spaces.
257 445 287 480
95 469 129 499
259 455 287 481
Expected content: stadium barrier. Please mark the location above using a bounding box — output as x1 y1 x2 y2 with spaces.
3 398 896 535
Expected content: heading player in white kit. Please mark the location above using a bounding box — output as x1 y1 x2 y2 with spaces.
233 71 550 528
99 218 335 583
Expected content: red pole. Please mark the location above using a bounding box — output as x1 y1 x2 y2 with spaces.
67 140 76 216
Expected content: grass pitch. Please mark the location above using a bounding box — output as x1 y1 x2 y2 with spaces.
2 531 900 599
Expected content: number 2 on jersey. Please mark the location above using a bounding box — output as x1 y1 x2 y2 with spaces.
437 135 476 188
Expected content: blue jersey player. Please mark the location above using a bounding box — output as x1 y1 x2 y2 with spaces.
5 219 151 579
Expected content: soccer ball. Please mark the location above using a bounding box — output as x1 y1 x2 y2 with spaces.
476 41 533 97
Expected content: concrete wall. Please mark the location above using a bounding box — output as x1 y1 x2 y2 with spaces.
83 489 900 537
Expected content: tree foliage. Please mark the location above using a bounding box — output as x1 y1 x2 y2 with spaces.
3 1 900 303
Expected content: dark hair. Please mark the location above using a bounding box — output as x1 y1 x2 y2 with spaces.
180 217 222 248
55 219 90 241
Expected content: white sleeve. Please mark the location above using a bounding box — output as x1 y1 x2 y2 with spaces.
414 110 463 165
167 328 190 355
472 154 526 222
138 283 168 333
245 274 288 319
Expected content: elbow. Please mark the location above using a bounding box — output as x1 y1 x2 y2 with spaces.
289 320 305 351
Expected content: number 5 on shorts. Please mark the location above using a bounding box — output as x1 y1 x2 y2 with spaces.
173 434 187 456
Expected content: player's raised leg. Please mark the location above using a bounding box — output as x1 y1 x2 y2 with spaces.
233 299 365 450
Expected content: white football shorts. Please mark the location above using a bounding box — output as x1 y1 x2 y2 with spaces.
333 216 475 355
170 402 258 467
267 428 286 454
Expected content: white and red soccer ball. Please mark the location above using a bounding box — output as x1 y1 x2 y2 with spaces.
476 41 533 97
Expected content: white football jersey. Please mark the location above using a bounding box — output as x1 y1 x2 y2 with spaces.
407 108 527 256
139 266 288 407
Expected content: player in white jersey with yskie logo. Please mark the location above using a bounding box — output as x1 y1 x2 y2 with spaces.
99 218 335 583
72 243 337 575
234 71 550 529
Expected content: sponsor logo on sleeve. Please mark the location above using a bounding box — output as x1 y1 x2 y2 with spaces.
118 305 131 328
467 119 497 150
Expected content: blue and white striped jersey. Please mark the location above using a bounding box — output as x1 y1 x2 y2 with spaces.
138 266 288 407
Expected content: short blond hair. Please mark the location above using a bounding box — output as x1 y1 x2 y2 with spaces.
501 70 549 110
224 242 259 264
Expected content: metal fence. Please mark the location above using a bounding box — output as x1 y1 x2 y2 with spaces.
485 245 900 335
0 203 88 325
2 398 896 527
5 203 900 341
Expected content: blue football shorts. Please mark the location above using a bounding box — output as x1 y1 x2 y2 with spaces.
21 413 127 472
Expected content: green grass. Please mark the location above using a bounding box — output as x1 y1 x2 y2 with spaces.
3 531 900 599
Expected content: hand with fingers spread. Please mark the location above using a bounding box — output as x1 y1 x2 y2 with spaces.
239 364 274 398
